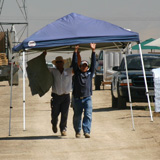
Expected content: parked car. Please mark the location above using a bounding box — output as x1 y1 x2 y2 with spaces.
46 62 55 72
111 54 160 109
46 62 55 69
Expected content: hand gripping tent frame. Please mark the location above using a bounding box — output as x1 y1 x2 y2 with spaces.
10 13 152 135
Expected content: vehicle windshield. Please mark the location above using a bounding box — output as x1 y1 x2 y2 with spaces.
120 55 160 71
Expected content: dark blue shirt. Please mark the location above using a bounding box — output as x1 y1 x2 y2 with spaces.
72 52 96 98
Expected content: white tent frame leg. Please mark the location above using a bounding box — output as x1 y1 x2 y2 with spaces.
121 43 153 130
9 51 26 135
124 53 135 130
139 44 153 121
9 56 14 136
23 51 26 130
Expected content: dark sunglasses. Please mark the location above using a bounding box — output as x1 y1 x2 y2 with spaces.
56 61 63 63
81 64 88 67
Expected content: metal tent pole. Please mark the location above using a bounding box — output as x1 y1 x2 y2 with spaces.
124 54 135 130
139 44 153 122
9 56 14 136
23 51 26 130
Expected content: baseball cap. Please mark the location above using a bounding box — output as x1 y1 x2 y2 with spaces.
80 60 89 66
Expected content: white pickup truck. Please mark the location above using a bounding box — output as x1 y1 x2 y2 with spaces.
94 50 123 90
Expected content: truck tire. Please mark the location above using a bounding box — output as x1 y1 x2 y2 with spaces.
118 95 127 109
95 75 101 90
111 84 118 108
117 89 127 109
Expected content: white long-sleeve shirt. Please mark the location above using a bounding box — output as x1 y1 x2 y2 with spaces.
51 68 72 95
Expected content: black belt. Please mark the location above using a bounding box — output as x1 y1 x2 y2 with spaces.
76 97 86 99
51 93 69 97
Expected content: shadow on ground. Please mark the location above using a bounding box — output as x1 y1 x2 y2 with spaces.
0 85 7 87
93 105 149 113
0 135 61 141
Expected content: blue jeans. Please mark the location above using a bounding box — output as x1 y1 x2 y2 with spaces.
73 96 92 134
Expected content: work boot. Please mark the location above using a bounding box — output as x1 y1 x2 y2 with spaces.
61 130 67 136
84 133 90 138
75 132 81 138
52 125 58 133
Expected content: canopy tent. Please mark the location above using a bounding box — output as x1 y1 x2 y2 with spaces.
132 38 160 51
13 13 139 52
11 13 153 135
145 38 160 47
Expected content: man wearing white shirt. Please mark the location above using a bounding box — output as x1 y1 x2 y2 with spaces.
50 56 73 136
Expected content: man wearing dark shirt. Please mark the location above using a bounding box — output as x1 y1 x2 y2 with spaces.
72 43 96 138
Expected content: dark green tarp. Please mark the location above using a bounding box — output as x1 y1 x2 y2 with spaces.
26 53 53 97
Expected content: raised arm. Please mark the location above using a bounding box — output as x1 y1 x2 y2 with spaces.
77 51 81 67
72 45 80 73
90 43 96 52
90 43 96 74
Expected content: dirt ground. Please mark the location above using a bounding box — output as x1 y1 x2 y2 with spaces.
0 78 160 160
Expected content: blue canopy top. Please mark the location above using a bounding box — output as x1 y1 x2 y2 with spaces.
13 13 140 52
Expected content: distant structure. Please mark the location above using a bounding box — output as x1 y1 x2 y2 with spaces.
0 0 28 86
0 0 28 46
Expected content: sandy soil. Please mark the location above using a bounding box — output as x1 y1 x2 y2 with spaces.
0 79 160 160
